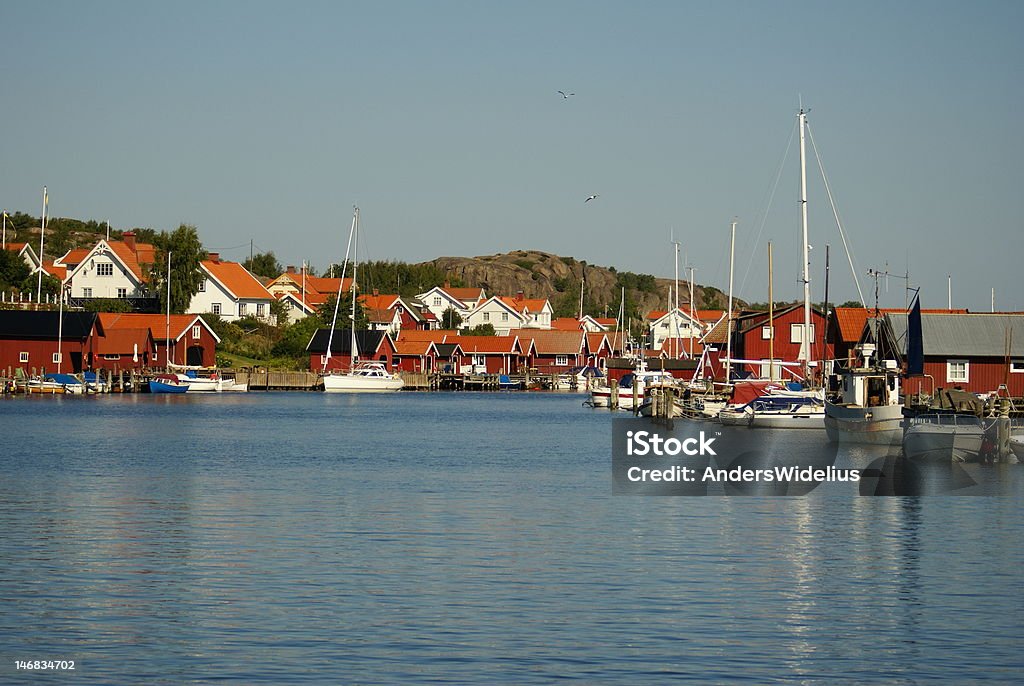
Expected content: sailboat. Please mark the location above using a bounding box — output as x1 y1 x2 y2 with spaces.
322 207 404 393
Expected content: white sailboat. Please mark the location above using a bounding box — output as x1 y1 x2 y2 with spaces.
322 207 404 393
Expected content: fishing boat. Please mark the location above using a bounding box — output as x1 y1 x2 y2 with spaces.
321 207 404 394
176 371 235 392
903 413 987 463
824 342 905 445
149 374 189 393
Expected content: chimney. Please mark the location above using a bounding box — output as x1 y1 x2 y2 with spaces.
122 230 136 252
373 288 379 297
286 265 296 274
444 280 451 289
516 290 524 302
208 252 220 263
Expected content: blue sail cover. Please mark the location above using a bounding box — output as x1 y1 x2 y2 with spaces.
907 294 924 376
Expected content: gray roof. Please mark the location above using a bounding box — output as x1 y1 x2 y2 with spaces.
886 313 1024 357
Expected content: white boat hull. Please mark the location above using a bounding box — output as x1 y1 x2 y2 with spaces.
903 424 985 463
749 409 826 429
1010 435 1024 462
322 373 404 393
824 401 904 445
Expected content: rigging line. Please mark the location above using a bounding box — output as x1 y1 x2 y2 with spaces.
737 117 797 300
805 122 867 308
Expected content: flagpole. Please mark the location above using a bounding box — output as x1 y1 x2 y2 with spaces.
37 186 47 303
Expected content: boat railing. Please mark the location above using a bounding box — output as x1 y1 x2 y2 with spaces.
908 413 984 428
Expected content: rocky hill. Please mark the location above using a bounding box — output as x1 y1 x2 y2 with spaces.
426 250 732 323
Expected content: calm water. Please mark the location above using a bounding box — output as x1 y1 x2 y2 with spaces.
1 393 1022 684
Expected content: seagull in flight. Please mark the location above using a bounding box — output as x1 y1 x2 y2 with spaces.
557 90 575 99
585 194 599 203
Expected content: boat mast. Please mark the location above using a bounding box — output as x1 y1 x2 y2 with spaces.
673 238 681 359
725 219 736 383
687 265 695 359
323 208 358 372
798 108 812 380
350 207 360 367
166 251 171 371
768 241 774 381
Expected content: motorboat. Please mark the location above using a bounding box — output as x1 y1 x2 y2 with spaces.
824 344 904 445
323 361 405 393
747 395 826 429
903 413 987 463
589 368 677 410
149 374 190 393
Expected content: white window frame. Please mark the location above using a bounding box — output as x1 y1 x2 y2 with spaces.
790 323 815 344
103 354 120 361
501 312 508 322
19 352 29 363
433 297 442 307
555 355 569 366
471 354 485 366
198 280 206 292
117 288 127 299
96 262 114 277
257 303 266 318
192 325 201 339
52 352 62 364
1011 360 1024 374
761 325 774 340
212 303 222 315
483 312 490 322
946 359 969 383
238 302 248 317
82 287 93 298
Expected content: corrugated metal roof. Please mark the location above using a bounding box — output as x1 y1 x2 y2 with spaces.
886 313 1024 357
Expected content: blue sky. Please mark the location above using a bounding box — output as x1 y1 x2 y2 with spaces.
2 1 1021 310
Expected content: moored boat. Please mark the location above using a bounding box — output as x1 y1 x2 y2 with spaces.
824 343 904 445
149 374 190 393
903 413 987 463
323 361 404 393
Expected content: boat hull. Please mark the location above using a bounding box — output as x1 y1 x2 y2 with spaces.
824 401 903 445
903 425 985 463
149 380 189 393
322 375 404 393
749 410 826 429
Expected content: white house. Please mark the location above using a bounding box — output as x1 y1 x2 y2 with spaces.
57 232 157 300
416 282 486 324
498 293 553 330
188 253 275 322
647 308 705 350
462 296 527 335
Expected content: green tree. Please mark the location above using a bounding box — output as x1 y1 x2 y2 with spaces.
0 249 31 290
243 251 283 279
149 224 208 313
464 323 496 336
317 292 368 330
271 315 324 358
441 307 463 329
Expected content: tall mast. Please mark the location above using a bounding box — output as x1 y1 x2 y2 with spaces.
673 238 681 358
687 265 695 359
725 219 736 383
36 186 47 303
768 241 774 381
2 210 8 249
798 108 812 378
166 251 171 371
323 208 357 372
350 207 360 366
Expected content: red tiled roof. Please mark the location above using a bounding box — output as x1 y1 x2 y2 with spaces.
366 307 397 324
394 330 455 344
394 339 436 356
499 296 549 314
3 242 28 252
202 259 274 300
447 335 522 354
551 317 583 331
594 317 617 327
108 240 157 281
42 261 67 280
832 306 970 343
647 309 668 320
98 312 218 342
442 286 486 302
509 329 585 355
359 293 400 310
95 327 153 355
58 248 91 266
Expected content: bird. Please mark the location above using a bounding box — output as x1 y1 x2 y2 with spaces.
585 194 599 203
557 90 575 99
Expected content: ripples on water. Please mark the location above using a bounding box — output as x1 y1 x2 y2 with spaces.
1 393 1022 684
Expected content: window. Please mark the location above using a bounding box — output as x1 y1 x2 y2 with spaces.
501 312 508 322
257 303 266 318
483 312 490 321
433 297 442 307
117 288 127 298
1011 360 1024 374
96 263 114 276
555 355 569 366
52 352 62 364
790 323 815 343
154 346 159 361
946 359 969 383
533 314 538 322
19 352 28 363
192 325 201 339
761 326 774 340
103 354 120 361
471 354 485 366
239 303 248 316
82 287 93 298
198 280 206 292
212 303 222 315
